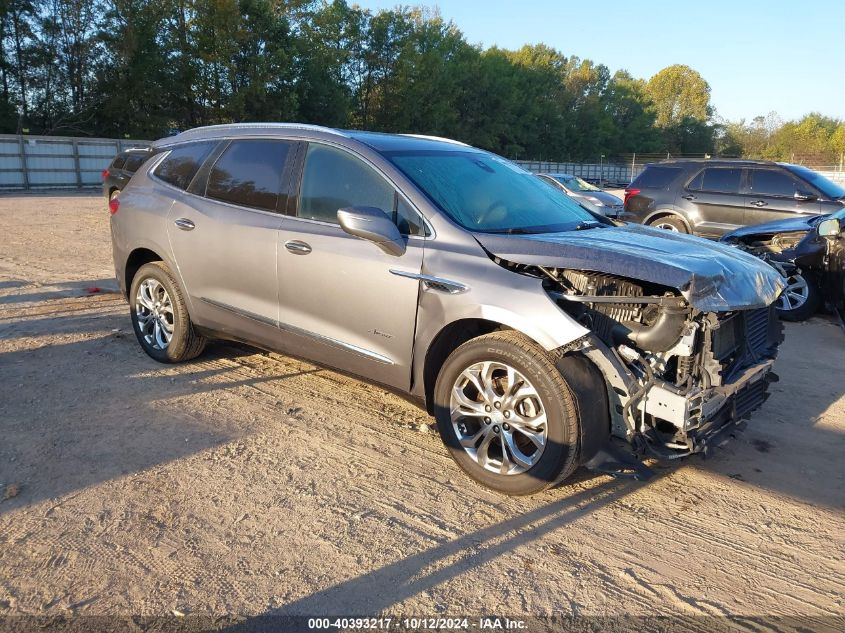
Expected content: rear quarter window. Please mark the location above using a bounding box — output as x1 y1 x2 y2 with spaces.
111 155 127 170
154 142 217 191
123 153 148 173
630 166 683 189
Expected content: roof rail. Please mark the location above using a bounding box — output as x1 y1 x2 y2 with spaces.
159 122 349 143
658 157 776 165
401 133 469 147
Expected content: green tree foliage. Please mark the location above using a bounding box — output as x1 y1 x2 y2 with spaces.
0 0 839 164
645 64 712 127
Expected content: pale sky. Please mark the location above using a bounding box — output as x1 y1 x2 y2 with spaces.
353 0 844 123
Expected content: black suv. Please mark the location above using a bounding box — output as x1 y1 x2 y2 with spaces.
624 159 845 237
102 148 152 200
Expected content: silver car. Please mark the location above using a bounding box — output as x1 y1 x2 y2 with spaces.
110 124 785 495
538 173 624 217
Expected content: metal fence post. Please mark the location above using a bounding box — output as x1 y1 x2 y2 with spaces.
72 138 82 189
18 135 29 190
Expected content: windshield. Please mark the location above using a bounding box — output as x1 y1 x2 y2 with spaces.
786 165 845 200
386 150 595 233
554 175 601 192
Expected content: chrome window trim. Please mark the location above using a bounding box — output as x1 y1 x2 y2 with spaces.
149 135 435 238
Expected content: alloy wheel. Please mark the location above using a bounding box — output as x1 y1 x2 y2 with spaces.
778 273 810 312
653 221 680 232
450 361 548 475
135 278 174 350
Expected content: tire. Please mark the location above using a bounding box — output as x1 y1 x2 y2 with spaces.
777 269 820 322
129 261 206 363
433 330 581 495
109 189 120 200
648 215 688 233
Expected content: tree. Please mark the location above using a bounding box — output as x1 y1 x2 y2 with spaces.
645 64 711 128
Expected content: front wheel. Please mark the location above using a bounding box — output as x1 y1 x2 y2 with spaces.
129 261 206 363
433 331 581 495
777 270 820 321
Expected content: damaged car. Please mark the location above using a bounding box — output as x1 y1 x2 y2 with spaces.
110 124 785 495
721 206 845 323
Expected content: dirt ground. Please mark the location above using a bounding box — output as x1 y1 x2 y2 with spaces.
1 193 844 623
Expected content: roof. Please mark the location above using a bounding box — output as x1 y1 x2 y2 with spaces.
154 123 478 154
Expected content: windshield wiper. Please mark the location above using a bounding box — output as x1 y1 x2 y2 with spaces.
574 221 602 230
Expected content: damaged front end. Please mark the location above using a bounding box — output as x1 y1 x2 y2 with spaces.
537 267 783 460
475 224 787 464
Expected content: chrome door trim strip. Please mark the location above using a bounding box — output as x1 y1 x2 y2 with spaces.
198 296 394 365
277 321 395 365
389 270 469 294
197 296 278 328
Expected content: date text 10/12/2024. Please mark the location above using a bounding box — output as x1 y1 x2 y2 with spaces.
307 617 528 630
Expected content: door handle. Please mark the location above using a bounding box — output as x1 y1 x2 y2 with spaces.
750 200 768 208
174 218 195 231
681 194 696 200
284 240 312 255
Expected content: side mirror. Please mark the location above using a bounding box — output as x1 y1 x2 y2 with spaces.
337 206 406 256
818 217 841 238
794 190 818 202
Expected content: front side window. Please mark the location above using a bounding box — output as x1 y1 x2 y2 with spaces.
688 168 742 194
557 175 600 192
386 150 594 234
154 141 216 191
786 165 845 199
206 140 291 211
298 144 426 236
747 169 799 197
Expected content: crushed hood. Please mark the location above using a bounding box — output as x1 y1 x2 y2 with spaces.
720 214 820 240
474 224 785 312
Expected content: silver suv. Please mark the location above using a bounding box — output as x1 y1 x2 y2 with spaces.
110 123 785 495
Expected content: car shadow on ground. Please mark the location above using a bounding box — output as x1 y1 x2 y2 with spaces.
0 310 322 517
0 278 120 305
222 477 639 625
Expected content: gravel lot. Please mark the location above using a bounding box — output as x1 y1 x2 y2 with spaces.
1 193 844 623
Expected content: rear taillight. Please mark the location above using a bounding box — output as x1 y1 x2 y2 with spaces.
109 197 120 215
101 169 109 180
623 188 641 207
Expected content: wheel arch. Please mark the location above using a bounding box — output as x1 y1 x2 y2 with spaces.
421 318 508 414
125 247 164 296
644 209 692 232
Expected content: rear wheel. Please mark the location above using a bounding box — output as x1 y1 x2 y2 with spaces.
648 215 688 233
109 189 120 200
433 331 581 495
777 270 820 321
129 261 206 363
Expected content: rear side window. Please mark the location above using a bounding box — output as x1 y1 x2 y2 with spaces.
111 155 127 170
747 169 799 197
688 168 742 194
123 153 147 173
630 166 683 189
206 140 292 211
154 142 216 191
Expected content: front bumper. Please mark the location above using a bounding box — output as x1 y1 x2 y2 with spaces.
637 358 776 457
